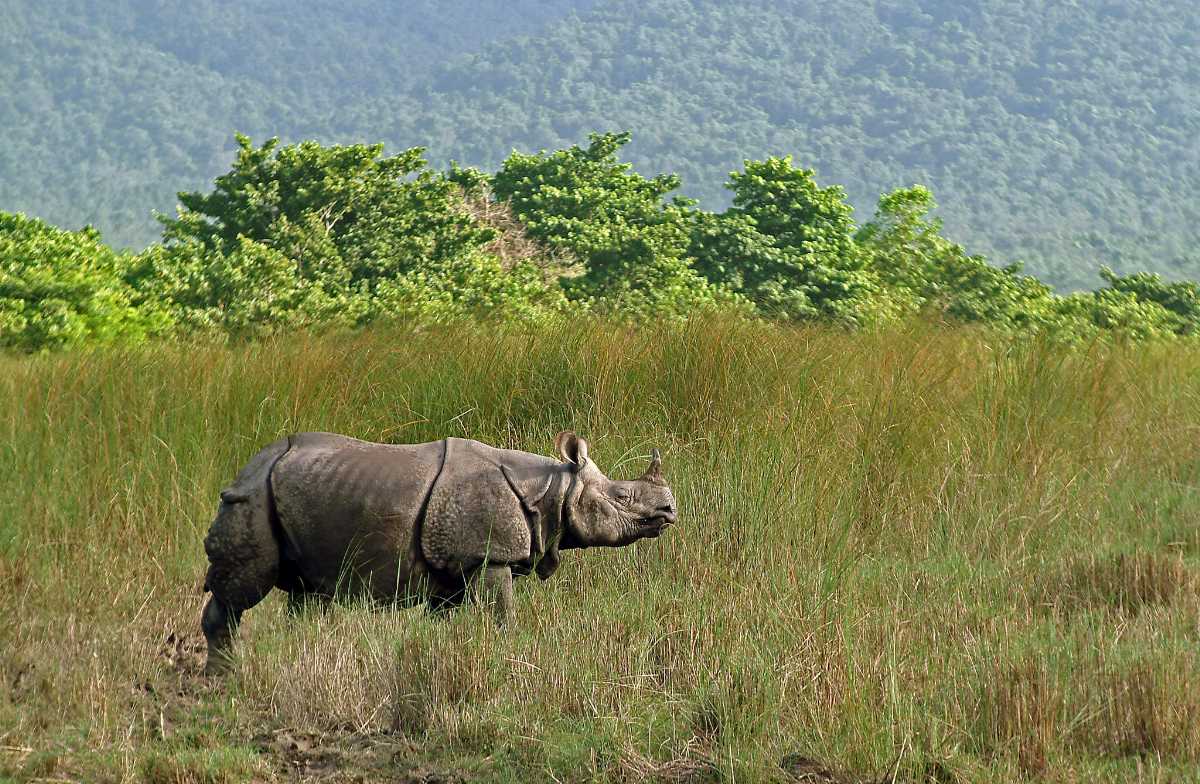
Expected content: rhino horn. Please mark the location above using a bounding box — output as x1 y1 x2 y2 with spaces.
643 448 664 483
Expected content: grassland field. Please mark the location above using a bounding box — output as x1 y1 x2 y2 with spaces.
2 318 1199 783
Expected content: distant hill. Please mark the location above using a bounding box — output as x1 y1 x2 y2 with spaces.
0 0 597 248
3 0 1198 289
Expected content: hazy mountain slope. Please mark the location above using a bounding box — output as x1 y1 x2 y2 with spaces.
3 0 1198 288
81 0 600 99
0 0 596 247
352 0 1200 288
0 4 290 247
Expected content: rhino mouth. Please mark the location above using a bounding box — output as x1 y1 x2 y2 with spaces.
637 513 675 537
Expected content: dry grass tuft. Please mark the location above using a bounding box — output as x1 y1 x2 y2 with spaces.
974 649 1200 776
1043 551 1198 615
974 659 1062 777
1081 660 1200 758
617 748 721 783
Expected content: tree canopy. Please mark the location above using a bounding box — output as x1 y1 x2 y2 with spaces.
3 133 1197 351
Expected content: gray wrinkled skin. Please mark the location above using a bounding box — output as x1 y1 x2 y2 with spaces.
200 431 676 673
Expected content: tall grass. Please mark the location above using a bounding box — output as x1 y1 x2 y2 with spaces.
2 318 1199 782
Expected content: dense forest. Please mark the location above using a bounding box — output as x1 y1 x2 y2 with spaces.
2 0 1197 290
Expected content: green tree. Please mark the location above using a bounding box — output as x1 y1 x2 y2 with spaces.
159 134 487 277
691 157 880 324
857 186 1055 331
491 132 737 318
1049 289 1183 342
0 213 171 351
1096 267 1200 336
138 135 565 335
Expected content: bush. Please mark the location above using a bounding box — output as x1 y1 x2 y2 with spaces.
491 132 740 318
857 186 1057 331
692 157 880 325
0 213 171 351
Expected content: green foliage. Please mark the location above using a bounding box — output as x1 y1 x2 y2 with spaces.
1048 289 1184 342
691 158 880 324
857 186 954 299
0 213 171 351
491 132 736 317
159 135 483 268
128 239 345 336
5 132 1200 351
1036 266 1200 342
135 136 566 336
1097 268 1200 336
858 186 1057 331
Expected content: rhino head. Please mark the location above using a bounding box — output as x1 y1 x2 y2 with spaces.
554 431 677 550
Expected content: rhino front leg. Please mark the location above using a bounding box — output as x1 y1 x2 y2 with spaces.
475 564 515 625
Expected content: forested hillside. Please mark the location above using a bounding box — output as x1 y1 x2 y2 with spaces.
3 0 1198 289
0 0 597 249
371 0 1200 290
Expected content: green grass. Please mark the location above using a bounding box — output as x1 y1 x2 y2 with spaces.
2 318 1199 782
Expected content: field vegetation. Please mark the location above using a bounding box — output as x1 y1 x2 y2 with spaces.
2 319 1199 782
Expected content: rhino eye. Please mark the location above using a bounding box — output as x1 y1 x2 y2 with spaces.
614 488 632 505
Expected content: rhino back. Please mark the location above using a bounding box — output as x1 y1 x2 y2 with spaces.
270 432 446 599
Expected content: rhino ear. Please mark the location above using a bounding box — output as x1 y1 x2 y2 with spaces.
555 431 589 469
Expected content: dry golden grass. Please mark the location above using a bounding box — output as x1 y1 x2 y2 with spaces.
1043 551 1199 615
2 318 1199 782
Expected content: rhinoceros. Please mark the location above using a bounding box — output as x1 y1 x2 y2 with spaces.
200 430 676 672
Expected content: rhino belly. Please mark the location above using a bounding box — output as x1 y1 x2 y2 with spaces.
270 433 446 601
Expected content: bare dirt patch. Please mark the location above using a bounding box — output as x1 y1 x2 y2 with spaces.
160 631 209 675
781 754 853 783
251 728 468 783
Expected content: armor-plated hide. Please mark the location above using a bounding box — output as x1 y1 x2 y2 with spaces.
263 433 565 603
200 430 676 673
